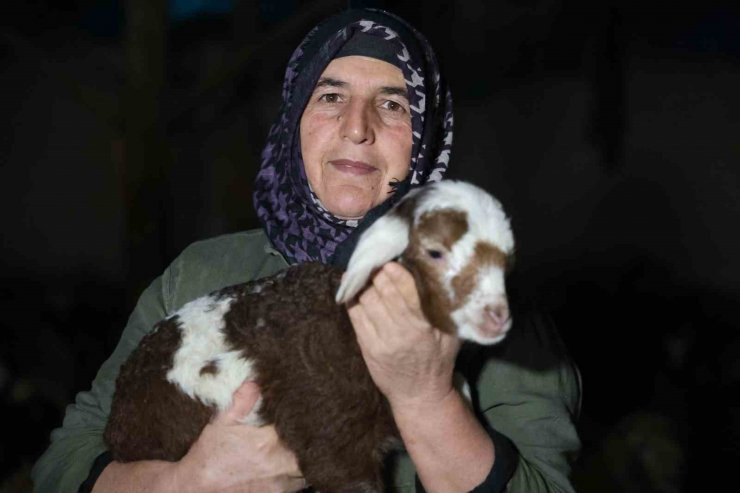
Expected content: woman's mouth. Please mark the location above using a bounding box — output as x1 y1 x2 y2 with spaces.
329 159 377 176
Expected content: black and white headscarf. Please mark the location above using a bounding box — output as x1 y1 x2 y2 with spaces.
253 8 453 266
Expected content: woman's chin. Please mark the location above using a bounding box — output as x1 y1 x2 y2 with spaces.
324 196 374 220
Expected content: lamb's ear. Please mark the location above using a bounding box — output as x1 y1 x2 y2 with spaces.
335 212 411 304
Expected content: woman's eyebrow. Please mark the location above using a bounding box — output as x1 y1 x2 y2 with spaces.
315 77 346 89
315 77 408 100
380 86 409 100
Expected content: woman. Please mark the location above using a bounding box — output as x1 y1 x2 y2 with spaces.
32 9 580 493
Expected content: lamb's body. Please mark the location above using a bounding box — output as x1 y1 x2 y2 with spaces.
105 180 516 493
106 263 397 491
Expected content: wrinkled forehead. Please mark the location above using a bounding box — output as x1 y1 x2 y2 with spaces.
291 16 428 123
314 56 408 96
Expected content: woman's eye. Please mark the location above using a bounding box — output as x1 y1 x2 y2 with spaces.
319 93 341 103
381 100 406 113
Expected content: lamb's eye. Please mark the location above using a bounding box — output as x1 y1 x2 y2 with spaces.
426 249 444 260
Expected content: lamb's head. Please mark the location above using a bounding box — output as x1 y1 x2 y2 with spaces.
336 180 515 345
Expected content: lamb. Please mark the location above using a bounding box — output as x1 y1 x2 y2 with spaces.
104 179 515 493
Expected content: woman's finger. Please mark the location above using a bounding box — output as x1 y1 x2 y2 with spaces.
213 380 261 425
348 301 374 342
283 475 310 493
359 283 411 342
372 264 429 334
383 262 422 310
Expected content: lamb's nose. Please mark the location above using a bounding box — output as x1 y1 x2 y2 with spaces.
485 303 510 327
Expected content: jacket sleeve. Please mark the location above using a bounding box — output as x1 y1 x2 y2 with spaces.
31 268 174 493
475 308 582 493
393 307 581 493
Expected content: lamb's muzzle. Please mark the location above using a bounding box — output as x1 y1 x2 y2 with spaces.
105 180 515 493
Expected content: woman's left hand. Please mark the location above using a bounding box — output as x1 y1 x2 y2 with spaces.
347 261 461 409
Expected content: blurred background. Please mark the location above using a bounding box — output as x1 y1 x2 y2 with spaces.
1 0 739 491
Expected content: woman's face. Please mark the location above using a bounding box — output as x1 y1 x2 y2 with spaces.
300 55 412 219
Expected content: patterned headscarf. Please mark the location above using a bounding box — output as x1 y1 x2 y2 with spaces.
253 8 453 265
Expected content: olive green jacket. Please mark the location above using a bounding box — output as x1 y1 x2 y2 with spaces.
32 230 581 493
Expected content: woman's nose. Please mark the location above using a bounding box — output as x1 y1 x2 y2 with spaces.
340 100 375 144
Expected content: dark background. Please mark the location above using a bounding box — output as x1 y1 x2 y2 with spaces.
2 1 739 491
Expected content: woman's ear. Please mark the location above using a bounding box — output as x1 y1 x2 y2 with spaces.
335 213 410 304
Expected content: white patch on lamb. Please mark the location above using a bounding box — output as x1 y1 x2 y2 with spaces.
166 295 256 412
441 230 478 297
452 263 511 345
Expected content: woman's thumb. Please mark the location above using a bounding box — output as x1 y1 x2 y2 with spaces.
215 380 261 425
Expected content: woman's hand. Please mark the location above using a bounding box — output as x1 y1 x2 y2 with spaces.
347 262 461 409
348 263 495 492
170 381 306 493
